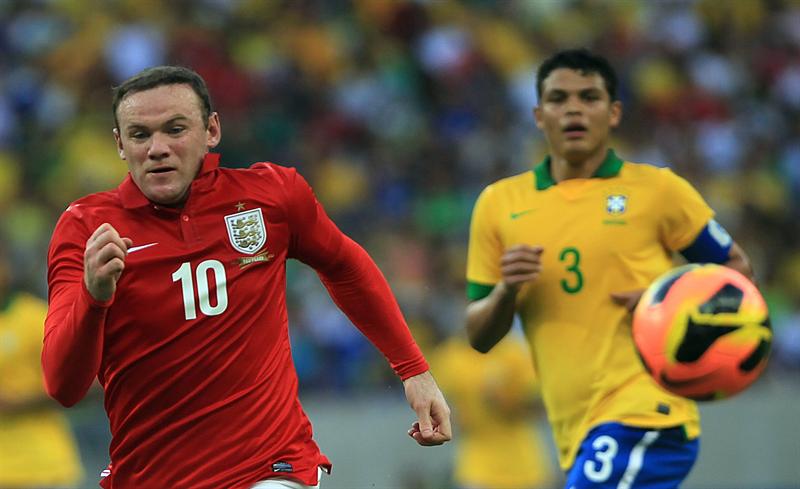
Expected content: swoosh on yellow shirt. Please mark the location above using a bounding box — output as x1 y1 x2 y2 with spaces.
510 209 535 220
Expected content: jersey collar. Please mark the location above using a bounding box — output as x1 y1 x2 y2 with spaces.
118 153 221 209
533 149 623 191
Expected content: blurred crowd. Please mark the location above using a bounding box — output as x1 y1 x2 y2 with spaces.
2 0 800 395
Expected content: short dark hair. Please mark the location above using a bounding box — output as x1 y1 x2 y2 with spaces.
536 48 618 101
112 66 213 128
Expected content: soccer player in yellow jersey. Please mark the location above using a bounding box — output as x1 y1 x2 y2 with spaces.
433 331 555 489
0 245 84 488
465 49 754 489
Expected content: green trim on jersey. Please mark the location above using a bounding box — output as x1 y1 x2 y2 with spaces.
467 281 494 301
466 158 710 469
533 149 624 191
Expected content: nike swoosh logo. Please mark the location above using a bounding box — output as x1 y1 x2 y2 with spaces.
510 209 535 220
127 242 159 254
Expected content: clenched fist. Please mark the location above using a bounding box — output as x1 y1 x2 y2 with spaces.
84 223 133 301
500 244 544 292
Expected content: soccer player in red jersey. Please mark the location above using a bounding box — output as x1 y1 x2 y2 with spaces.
43 66 451 489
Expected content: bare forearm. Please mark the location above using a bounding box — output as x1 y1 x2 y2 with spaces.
465 281 518 353
725 241 753 281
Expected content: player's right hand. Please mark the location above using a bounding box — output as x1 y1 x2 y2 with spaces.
84 223 132 302
500 244 544 292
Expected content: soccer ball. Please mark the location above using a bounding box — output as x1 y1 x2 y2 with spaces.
632 264 771 401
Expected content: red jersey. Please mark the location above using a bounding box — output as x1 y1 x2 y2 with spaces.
43 154 429 489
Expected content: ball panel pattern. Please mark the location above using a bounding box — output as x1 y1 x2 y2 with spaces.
632 264 771 401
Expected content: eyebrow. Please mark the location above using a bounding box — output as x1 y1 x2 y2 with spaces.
544 87 605 99
547 87 603 95
124 115 191 131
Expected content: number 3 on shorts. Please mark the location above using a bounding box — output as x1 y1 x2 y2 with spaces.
583 435 618 482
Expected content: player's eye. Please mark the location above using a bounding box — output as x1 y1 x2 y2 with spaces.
582 92 601 101
129 131 149 140
167 125 186 135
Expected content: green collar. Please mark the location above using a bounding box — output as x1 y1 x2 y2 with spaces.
533 149 624 190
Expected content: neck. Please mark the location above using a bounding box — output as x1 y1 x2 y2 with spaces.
550 146 609 183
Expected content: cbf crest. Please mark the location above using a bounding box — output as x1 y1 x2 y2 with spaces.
606 194 628 215
224 208 266 254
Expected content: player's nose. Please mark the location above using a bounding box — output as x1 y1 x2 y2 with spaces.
564 94 583 114
147 132 170 160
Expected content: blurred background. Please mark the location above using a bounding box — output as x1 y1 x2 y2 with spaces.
1 0 799 488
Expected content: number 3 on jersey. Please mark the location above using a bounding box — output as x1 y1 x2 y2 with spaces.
172 260 228 320
559 247 584 294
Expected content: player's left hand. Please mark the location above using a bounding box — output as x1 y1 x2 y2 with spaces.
611 289 645 313
403 370 452 446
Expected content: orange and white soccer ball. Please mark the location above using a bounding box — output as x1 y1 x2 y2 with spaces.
632 264 772 401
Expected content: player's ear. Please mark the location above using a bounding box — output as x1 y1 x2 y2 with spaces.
533 106 544 129
609 100 622 128
113 128 126 160
206 112 221 149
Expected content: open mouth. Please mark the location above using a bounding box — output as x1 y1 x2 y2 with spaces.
148 167 175 174
563 123 587 138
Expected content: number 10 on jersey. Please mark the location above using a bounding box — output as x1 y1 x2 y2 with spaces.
172 260 229 320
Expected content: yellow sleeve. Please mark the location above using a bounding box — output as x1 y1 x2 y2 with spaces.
657 168 715 252
466 185 504 298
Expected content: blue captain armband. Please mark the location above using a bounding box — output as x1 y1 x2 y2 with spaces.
679 219 733 264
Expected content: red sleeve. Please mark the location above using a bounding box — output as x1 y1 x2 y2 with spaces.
42 205 108 407
284 169 429 380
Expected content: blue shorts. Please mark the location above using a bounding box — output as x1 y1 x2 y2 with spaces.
565 423 699 489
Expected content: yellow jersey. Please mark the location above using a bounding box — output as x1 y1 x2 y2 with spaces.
0 292 84 487
466 150 710 470
433 334 554 489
